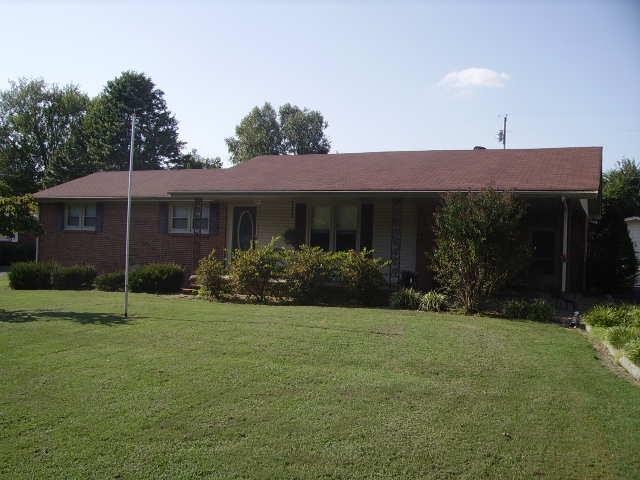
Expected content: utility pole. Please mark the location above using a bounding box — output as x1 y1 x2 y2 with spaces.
124 112 136 318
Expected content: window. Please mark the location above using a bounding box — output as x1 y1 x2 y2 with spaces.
310 206 331 250
309 205 359 252
169 204 209 234
335 205 358 251
64 204 96 231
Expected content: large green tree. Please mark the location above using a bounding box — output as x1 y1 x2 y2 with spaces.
225 102 330 164
0 195 42 237
587 158 639 293
0 79 90 194
84 71 184 171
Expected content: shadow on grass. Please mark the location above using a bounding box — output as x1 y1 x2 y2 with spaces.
0 309 133 325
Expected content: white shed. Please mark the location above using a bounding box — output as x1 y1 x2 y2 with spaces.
625 217 640 288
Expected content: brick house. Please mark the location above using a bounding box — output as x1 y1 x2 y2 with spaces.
34 147 602 293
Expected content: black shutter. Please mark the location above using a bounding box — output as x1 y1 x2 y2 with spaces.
360 204 374 251
294 203 307 247
95 203 104 233
159 203 169 234
57 203 65 231
209 203 220 236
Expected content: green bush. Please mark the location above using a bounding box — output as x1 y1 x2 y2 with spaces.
502 298 554 322
51 265 96 290
419 291 448 312
230 239 285 303
95 271 125 292
336 248 389 307
8 261 56 289
584 305 627 327
283 246 337 304
625 338 640 365
607 325 640 349
389 288 422 310
129 263 185 294
197 250 229 299
431 190 529 313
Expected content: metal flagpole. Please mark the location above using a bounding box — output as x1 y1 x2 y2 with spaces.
124 112 136 318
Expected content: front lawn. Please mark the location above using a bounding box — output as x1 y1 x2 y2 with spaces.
1 277 639 479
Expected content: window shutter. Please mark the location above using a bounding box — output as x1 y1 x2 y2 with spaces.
360 204 374 251
57 203 65 231
159 203 169 234
95 203 105 233
209 203 220 236
294 203 307 247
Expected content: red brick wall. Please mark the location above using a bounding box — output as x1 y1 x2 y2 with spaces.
38 201 227 275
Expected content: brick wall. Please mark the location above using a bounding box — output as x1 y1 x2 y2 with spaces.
38 201 227 275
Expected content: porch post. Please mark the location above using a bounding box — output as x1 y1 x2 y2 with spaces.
390 198 402 284
561 197 569 293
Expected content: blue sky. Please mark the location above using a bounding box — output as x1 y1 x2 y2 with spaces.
1 0 638 170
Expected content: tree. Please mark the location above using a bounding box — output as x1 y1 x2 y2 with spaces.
178 149 222 169
225 102 330 164
279 103 330 155
0 195 42 237
84 71 184 171
431 190 530 313
0 78 90 194
587 158 639 293
225 103 282 164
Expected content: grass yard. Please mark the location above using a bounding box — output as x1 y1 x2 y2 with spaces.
1 277 640 479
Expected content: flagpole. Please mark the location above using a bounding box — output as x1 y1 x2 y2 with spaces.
124 112 136 318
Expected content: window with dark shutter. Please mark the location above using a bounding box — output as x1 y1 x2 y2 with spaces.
360 204 374 250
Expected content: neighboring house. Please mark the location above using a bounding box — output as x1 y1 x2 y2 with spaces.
625 217 640 293
33 147 602 293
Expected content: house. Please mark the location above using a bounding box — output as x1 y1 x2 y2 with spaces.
33 147 602 293
625 217 640 295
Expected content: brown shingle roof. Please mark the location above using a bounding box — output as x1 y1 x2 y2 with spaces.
34 147 602 199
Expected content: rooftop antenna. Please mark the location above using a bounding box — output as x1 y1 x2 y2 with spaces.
497 114 507 149
124 111 136 318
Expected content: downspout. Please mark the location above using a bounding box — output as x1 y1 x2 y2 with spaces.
561 197 569 293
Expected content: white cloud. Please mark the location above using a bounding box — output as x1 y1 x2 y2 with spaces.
438 67 510 90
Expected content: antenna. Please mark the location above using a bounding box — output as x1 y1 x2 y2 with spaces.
497 114 508 149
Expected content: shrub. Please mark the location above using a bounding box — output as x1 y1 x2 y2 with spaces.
607 325 640 349
129 263 185 294
419 291 448 312
95 271 125 292
584 305 627 328
9 261 56 289
336 248 389 307
230 239 285 303
502 298 554 322
51 265 96 290
431 190 529 313
625 338 640 365
283 246 337 304
389 288 422 310
197 250 229 299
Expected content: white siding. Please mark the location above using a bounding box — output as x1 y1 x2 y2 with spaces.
626 218 640 287
256 199 295 247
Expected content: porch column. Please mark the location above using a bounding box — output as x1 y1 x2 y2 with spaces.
390 198 402 284
561 197 569 293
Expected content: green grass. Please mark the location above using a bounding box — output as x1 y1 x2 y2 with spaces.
1 277 639 479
